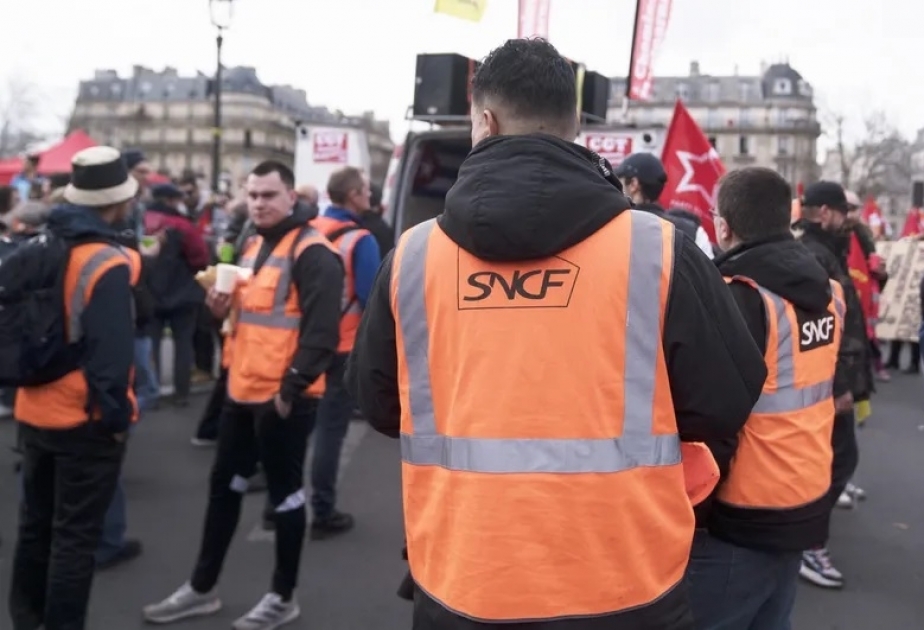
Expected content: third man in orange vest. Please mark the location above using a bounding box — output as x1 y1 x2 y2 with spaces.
345 38 767 630
688 167 844 628
309 166 382 538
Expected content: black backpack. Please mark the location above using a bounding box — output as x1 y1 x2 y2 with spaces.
0 231 93 387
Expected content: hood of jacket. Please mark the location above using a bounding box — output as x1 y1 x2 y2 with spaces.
46 204 120 241
438 134 631 261
715 234 832 312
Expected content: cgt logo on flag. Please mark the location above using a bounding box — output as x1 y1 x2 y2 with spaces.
312 131 349 164
659 100 726 242
584 134 633 167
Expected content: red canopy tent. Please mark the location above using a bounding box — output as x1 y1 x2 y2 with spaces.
0 130 98 184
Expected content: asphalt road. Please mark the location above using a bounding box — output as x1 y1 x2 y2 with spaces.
0 371 922 629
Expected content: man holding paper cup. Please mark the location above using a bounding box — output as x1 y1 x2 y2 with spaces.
144 161 343 629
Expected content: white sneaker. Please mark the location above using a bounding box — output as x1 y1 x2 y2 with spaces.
232 593 300 630
800 548 844 589
836 490 855 509
142 582 222 624
847 482 867 501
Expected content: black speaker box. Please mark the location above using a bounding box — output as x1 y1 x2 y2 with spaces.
413 53 479 118
913 181 924 208
581 70 610 120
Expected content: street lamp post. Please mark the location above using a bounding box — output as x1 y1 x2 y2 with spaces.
209 0 235 193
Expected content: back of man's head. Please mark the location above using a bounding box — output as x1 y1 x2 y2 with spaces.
717 167 792 242
471 38 578 141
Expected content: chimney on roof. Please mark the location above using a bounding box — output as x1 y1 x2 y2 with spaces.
690 61 700 77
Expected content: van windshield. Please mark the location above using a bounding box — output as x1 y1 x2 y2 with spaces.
391 133 472 234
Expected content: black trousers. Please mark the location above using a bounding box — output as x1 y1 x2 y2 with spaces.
190 396 317 599
818 410 860 546
9 423 125 630
195 369 229 441
193 306 219 374
151 307 198 400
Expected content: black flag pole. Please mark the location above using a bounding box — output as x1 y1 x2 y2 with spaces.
625 0 642 101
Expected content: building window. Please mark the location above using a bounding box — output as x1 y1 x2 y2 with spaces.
777 136 792 155
89 85 100 97
738 107 750 127
798 80 812 97
676 82 689 101
244 129 253 150
110 83 122 95
706 108 719 128
739 136 750 155
140 81 152 95
707 82 720 103
739 81 751 102
774 78 792 95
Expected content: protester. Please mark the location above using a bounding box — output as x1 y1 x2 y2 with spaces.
10 154 45 202
689 167 843 627
614 152 715 259
345 38 766 630
359 183 395 254
794 181 869 588
309 166 381 538
143 160 343 630
7 146 141 630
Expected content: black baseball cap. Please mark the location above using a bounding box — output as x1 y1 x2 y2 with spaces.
613 152 667 186
802 181 849 213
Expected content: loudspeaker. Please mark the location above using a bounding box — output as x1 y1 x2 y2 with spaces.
581 70 610 121
413 54 479 118
913 181 924 208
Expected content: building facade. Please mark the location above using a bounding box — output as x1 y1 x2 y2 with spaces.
69 65 394 187
609 62 821 188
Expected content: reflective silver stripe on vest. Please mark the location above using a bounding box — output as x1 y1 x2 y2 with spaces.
69 246 130 342
337 229 364 314
750 282 840 415
237 229 319 331
394 212 681 474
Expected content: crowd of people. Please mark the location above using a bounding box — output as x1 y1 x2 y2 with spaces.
0 36 909 630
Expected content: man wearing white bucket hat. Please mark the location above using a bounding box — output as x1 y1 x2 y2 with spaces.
5 146 142 630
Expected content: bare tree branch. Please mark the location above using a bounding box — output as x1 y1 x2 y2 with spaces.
0 74 44 158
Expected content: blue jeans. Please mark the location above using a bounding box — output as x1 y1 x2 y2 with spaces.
95 480 127 564
310 353 353 519
687 530 801 630
133 336 160 412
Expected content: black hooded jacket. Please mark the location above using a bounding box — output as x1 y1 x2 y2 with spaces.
247 201 344 403
345 134 766 630
708 234 839 551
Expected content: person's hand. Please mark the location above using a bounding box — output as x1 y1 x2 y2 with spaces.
274 393 292 419
834 392 854 413
206 288 233 320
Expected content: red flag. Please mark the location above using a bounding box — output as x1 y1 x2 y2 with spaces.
861 196 884 238
518 0 551 39
847 232 876 339
659 100 726 242
626 0 673 100
901 207 922 237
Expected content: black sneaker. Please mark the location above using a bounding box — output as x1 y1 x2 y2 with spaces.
97 539 143 571
310 511 355 540
262 504 276 532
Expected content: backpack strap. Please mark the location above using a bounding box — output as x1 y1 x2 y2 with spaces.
323 223 362 243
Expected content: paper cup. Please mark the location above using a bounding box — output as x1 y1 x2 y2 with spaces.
215 263 241 294
237 267 253 282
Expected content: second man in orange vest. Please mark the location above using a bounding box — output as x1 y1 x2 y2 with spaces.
308 166 381 538
143 161 344 630
688 167 844 628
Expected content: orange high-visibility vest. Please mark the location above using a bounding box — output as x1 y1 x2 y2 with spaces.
16 243 141 429
226 225 337 403
312 215 369 353
391 211 694 623
717 276 845 509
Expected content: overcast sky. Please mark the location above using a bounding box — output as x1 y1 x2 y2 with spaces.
1 0 920 149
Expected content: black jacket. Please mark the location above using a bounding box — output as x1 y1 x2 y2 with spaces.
248 202 343 404
48 206 136 433
345 134 766 630
707 234 838 551
795 220 872 400
359 209 395 255
635 201 700 244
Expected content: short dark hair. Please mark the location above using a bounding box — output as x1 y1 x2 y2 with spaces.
717 167 793 241
250 160 295 189
0 185 15 214
327 166 365 205
472 38 577 134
